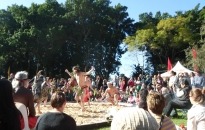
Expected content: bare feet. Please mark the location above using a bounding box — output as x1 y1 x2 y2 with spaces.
38 111 42 114
81 108 85 112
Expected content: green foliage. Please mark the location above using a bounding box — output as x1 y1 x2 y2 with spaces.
185 20 205 72
124 8 201 73
0 0 134 78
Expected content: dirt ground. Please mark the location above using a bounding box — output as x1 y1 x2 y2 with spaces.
36 102 129 125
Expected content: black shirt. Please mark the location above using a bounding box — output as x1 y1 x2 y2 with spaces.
35 112 76 130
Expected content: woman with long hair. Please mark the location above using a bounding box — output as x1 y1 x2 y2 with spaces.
187 88 205 130
0 79 21 130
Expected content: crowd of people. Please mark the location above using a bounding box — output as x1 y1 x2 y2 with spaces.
0 67 205 130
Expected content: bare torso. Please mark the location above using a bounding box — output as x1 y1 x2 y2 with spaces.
13 87 36 117
106 87 119 98
75 72 87 87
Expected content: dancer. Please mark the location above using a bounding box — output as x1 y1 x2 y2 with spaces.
31 70 46 114
65 66 95 111
100 82 120 105
84 76 94 106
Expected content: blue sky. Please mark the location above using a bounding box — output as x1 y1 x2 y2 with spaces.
1 0 205 77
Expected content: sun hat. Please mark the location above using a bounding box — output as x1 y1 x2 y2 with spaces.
111 108 159 130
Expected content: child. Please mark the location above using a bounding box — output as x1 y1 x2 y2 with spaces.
127 92 135 104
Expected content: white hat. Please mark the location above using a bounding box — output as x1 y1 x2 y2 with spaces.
111 108 159 130
15 71 28 80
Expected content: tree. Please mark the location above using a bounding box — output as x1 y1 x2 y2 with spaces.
0 0 135 79
124 16 195 72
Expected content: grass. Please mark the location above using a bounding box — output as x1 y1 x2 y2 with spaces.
170 109 187 126
93 109 188 130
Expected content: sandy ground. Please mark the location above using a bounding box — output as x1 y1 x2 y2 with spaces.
35 102 133 125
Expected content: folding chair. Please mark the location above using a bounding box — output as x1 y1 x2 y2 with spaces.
15 102 30 130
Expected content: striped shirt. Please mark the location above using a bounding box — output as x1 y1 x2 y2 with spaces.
154 115 176 130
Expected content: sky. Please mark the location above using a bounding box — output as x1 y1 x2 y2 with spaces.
1 0 205 77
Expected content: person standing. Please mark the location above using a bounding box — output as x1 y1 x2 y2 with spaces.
31 70 46 114
193 71 205 89
169 71 178 98
66 66 95 111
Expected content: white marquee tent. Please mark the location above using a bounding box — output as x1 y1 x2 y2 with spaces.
161 61 194 77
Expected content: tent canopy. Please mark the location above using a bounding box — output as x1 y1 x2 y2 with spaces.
161 61 193 77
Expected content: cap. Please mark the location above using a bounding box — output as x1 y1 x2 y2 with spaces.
15 71 28 80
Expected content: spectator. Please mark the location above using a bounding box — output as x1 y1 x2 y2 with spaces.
127 92 135 104
156 84 162 94
138 88 148 110
189 72 195 88
128 77 135 89
35 91 76 130
95 75 103 90
111 108 159 130
193 71 205 89
157 74 164 86
102 79 108 92
8 73 14 82
164 79 192 117
169 71 178 98
113 75 119 88
145 75 152 86
147 92 176 130
0 79 21 130
161 87 172 111
187 88 205 130
152 75 157 86
183 72 191 86
12 71 37 129
119 77 127 92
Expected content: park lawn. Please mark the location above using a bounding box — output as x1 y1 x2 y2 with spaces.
93 109 188 130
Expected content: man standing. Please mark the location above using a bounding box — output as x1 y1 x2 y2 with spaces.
193 71 204 89
66 66 95 111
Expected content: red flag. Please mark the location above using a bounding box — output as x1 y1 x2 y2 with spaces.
192 48 197 70
192 48 197 59
168 57 172 71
